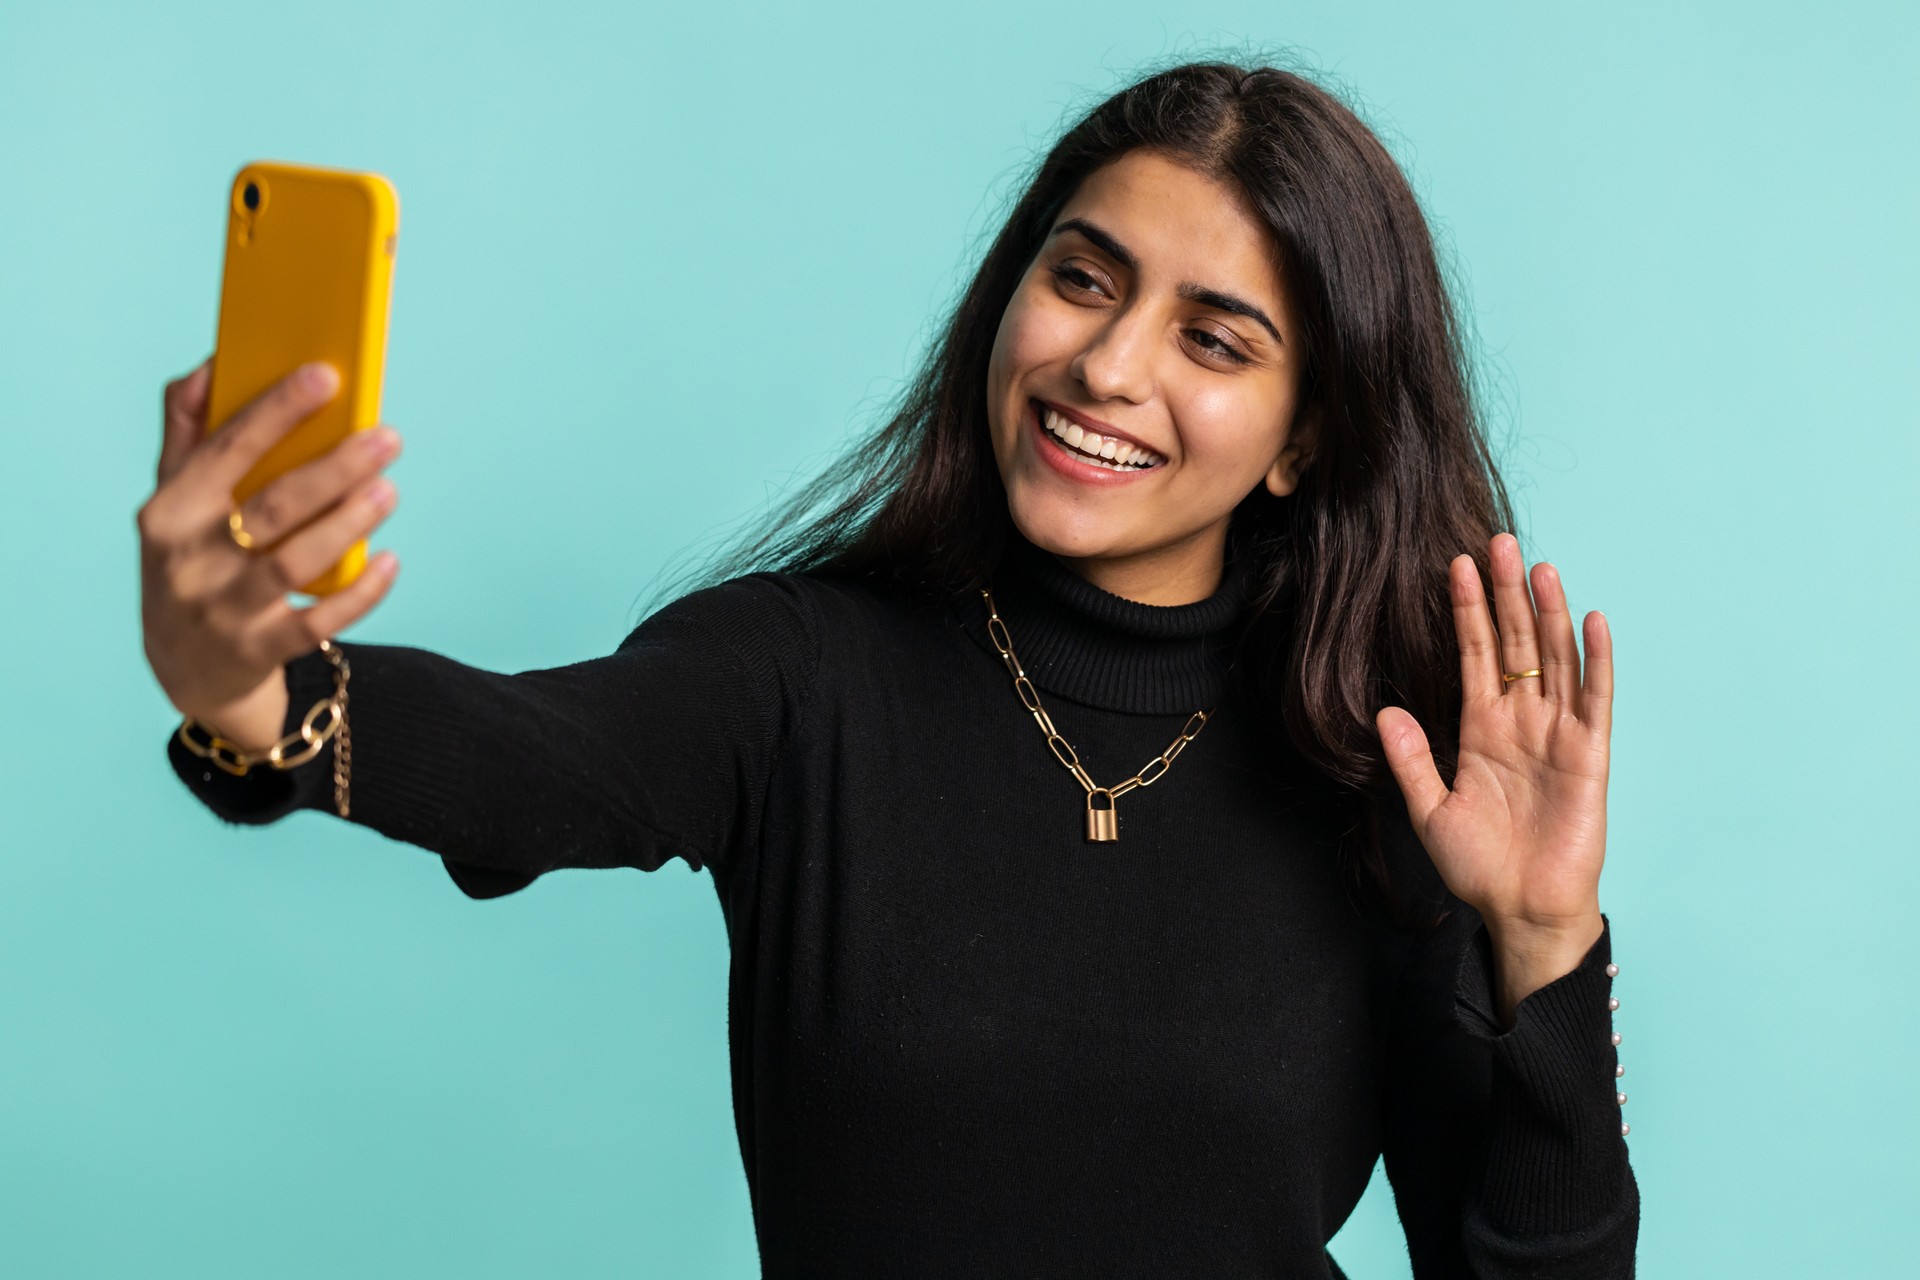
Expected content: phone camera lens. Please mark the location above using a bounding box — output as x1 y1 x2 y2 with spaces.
242 182 261 211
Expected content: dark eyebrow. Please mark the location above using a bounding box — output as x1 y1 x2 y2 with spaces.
1049 216 1285 347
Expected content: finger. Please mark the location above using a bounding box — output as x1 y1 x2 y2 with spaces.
243 550 401 669
1582 610 1613 737
173 360 341 511
1488 532 1543 696
223 424 401 560
1375 706 1451 829
157 357 214 485
1450 552 1502 703
1530 560 1582 706
221 471 398 616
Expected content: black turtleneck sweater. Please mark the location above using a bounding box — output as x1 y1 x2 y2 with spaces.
166 534 1639 1278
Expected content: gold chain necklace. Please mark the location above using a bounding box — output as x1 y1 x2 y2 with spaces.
979 586 1211 842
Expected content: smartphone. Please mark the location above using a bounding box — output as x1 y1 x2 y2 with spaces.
206 159 400 596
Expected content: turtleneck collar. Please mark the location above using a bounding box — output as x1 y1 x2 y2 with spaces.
956 527 1256 714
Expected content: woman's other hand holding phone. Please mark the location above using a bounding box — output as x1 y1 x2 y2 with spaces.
139 356 402 753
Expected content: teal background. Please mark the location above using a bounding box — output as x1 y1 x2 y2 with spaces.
3 1 1914 1275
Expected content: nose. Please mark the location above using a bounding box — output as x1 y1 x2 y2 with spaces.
1068 303 1155 405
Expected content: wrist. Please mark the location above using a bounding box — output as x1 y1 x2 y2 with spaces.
1484 908 1606 1031
1484 904 1604 954
191 670 292 756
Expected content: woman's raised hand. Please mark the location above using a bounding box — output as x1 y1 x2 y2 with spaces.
138 356 403 750
1374 533 1613 946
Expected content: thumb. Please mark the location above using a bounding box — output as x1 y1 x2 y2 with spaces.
157 356 213 484
1375 706 1450 828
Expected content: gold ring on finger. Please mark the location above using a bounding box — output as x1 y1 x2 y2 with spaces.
1502 667 1543 683
228 505 259 553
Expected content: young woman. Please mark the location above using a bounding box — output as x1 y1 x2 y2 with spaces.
140 60 1638 1278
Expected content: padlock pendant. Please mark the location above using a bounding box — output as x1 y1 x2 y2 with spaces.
1085 788 1118 842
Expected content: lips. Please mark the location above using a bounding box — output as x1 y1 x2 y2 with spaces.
1030 398 1166 470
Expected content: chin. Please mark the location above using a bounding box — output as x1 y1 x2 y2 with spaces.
1006 496 1137 562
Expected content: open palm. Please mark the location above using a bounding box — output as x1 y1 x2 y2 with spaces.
1375 533 1614 931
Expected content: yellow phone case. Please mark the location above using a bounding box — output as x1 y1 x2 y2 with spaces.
206 159 399 596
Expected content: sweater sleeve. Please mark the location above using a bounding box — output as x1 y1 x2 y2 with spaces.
1371 845 1640 1275
164 573 821 898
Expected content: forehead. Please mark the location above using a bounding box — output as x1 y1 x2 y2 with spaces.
1054 150 1286 308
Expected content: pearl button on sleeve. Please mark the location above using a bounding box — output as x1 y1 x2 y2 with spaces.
1610 960 1629 1136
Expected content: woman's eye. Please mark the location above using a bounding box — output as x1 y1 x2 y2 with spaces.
1188 329 1250 365
1049 262 1103 295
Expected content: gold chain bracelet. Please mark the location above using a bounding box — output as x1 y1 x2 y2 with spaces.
980 587 1209 842
176 637 352 818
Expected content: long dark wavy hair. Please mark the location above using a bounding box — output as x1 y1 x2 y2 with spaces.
661 57 1518 931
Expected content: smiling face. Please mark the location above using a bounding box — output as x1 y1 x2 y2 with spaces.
985 148 1314 604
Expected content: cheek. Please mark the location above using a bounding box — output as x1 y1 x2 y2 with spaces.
989 290 1078 457
1173 384 1293 476
997 289 1086 380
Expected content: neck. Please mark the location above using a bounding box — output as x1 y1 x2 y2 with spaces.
1047 522 1228 607
964 521 1255 714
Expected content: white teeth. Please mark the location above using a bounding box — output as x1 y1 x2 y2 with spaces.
1039 405 1161 469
